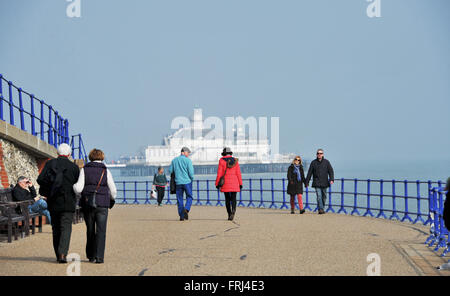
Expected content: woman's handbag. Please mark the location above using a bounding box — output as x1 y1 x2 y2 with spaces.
170 172 176 194
217 162 229 189
85 169 105 209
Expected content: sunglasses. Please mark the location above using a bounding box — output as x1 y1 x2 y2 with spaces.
317 152 323 155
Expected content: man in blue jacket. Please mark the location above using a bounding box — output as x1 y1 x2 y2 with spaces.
169 147 195 221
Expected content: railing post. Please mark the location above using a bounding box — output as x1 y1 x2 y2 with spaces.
132 182 139 204
363 179 374 217
413 180 425 224
304 185 312 211
337 178 347 214
326 183 335 213
64 120 69 144
426 187 438 246
8 81 14 126
435 183 447 252
206 180 212 206
401 180 413 223
238 186 245 207
166 183 172 205
30 94 36 136
390 180 400 220
144 181 150 205
54 111 59 146
122 181 128 204
40 100 45 141
216 185 223 206
280 178 288 209
376 179 387 219
424 181 433 226
258 178 265 208
18 88 25 131
247 178 255 207
195 180 202 205
48 105 53 146
269 178 277 209
351 178 360 215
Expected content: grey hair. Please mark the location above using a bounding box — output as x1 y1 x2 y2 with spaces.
17 176 28 183
57 143 72 156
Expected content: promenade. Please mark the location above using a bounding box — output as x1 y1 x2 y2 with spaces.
0 205 448 276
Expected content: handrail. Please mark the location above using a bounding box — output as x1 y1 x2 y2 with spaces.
0 74 69 147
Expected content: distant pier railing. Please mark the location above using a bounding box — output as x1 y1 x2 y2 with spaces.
0 74 69 147
116 177 449 256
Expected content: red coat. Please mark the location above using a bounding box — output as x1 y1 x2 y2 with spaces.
215 156 243 192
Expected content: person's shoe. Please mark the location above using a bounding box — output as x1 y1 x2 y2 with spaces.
318 209 325 214
230 213 235 221
180 217 184 221
88 257 96 263
58 254 67 264
290 209 295 214
183 209 189 220
300 209 306 214
228 214 232 221
95 258 104 264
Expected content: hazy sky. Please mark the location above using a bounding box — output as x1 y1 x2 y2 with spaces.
0 0 449 165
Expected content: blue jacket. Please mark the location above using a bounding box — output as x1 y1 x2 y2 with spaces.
168 155 194 185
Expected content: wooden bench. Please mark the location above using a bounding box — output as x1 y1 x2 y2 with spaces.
0 187 43 243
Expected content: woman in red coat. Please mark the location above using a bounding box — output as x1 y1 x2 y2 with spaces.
215 147 243 221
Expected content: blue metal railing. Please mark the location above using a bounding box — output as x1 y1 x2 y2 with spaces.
115 177 449 255
70 134 88 162
0 74 69 147
425 185 449 257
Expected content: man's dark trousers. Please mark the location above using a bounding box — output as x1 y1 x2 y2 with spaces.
50 211 73 258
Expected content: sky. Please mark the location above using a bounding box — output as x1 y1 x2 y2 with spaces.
0 0 449 169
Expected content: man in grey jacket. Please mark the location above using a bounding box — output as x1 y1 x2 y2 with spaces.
306 149 334 214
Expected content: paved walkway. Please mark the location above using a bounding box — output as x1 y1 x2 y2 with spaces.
0 205 449 276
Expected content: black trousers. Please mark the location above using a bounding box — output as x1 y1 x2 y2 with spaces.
83 207 109 260
156 186 165 205
224 192 237 215
49 211 73 258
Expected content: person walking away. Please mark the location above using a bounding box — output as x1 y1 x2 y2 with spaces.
73 149 117 264
287 156 307 214
37 143 80 263
12 176 52 224
153 166 168 206
168 147 194 221
306 149 334 215
215 147 243 221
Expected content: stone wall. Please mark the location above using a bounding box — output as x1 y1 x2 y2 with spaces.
0 138 42 190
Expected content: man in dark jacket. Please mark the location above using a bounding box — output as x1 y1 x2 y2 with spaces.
306 149 334 214
37 143 80 263
12 176 51 223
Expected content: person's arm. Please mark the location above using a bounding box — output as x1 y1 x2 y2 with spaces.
328 161 334 184
301 166 307 187
29 185 37 199
236 162 243 187
188 159 195 183
306 163 313 186
106 169 117 200
73 168 85 195
287 166 293 183
215 160 224 187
